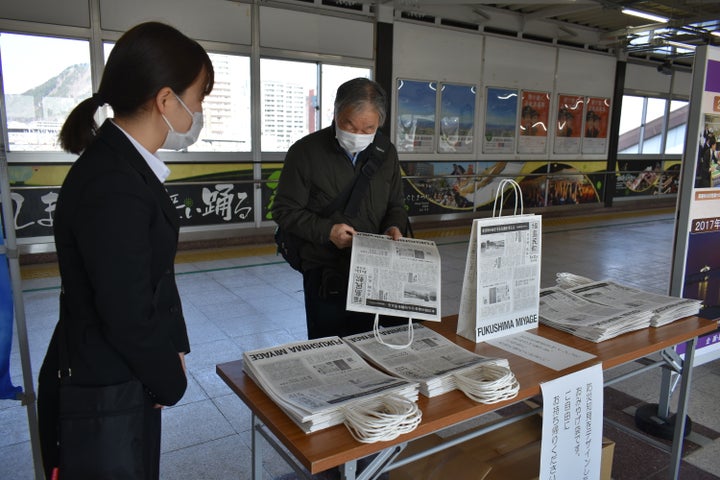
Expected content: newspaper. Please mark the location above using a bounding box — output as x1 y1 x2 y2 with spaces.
565 279 702 327
346 232 441 322
343 324 508 397
538 286 653 342
242 337 420 434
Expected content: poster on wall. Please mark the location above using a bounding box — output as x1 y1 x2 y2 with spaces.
396 79 436 153
671 45 720 364
400 161 526 216
4 163 257 238
517 162 604 208
582 97 611 154
518 90 550 154
616 159 679 196
554 94 584 154
483 87 518 154
438 83 476 153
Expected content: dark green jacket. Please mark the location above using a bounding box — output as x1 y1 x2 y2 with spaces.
272 125 407 271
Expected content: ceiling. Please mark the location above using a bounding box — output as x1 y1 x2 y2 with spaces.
312 0 720 67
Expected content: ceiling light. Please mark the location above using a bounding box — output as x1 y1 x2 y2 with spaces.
665 40 696 51
712 31 720 38
621 8 669 24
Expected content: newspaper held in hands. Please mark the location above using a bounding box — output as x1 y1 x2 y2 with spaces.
242 336 420 434
347 232 441 322
343 323 509 397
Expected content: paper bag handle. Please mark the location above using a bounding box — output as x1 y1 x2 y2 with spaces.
492 179 524 217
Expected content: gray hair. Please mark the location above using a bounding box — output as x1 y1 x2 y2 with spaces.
333 78 387 125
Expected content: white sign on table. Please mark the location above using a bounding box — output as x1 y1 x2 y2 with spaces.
539 363 604 480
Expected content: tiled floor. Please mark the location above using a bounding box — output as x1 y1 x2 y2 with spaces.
1 209 719 479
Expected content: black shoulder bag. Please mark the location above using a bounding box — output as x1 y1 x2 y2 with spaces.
56 290 148 479
275 135 391 272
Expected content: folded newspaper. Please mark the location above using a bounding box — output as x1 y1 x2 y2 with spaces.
538 286 653 342
556 272 702 327
343 324 510 398
242 337 420 434
346 232 441 322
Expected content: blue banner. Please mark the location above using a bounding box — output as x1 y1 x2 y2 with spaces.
0 222 22 399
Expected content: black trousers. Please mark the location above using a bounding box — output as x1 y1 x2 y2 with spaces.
302 266 407 339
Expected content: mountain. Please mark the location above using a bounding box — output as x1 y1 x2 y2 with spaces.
23 63 91 99
8 63 91 123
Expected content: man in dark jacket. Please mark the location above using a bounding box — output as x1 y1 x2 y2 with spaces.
272 78 408 339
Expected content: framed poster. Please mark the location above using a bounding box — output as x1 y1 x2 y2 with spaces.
582 97 611 154
483 87 517 154
396 79 436 153
518 90 550 154
554 94 584 154
438 83 476 153
670 45 720 365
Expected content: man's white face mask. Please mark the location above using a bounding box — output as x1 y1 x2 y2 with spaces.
161 93 203 150
335 127 375 154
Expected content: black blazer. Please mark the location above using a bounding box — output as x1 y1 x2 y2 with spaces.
38 121 190 461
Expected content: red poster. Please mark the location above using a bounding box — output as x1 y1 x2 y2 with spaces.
556 95 584 138
520 91 550 137
585 97 611 139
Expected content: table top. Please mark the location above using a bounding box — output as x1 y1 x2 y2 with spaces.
216 315 717 474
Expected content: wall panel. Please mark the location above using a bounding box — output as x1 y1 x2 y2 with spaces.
259 6 373 59
100 0 252 45
0 0 89 28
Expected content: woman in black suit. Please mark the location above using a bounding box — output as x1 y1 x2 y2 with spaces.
37 22 214 479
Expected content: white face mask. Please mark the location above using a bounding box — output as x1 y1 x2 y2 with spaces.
161 93 203 151
335 127 375 155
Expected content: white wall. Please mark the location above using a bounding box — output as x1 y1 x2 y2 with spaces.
392 20 618 159
260 6 373 59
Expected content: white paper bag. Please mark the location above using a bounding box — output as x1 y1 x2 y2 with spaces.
457 179 542 343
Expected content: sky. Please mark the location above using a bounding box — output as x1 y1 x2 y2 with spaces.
0 32 90 94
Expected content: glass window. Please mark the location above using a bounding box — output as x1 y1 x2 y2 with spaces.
105 44 252 153
618 95 644 135
665 124 686 154
640 98 666 154
665 100 688 154
643 133 663 153
669 100 687 112
618 96 685 155
1 33 91 151
189 53 251 152
645 98 667 124
320 65 371 129
619 144 639 155
260 58 317 152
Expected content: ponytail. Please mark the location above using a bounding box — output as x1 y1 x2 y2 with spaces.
58 96 102 154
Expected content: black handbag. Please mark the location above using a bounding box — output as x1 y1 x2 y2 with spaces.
275 134 392 272
56 291 148 479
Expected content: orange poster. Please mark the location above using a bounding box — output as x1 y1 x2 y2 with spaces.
584 97 611 139
520 91 550 137
556 94 584 138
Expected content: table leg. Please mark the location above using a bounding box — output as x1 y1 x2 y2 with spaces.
252 413 262 480
669 337 697 480
340 459 358 480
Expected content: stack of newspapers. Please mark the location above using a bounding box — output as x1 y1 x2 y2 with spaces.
343 324 509 397
538 286 654 342
242 337 420 434
556 273 702 327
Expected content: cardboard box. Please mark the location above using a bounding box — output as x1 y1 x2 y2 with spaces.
390 415 615 480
